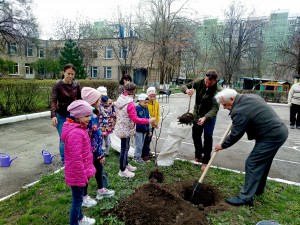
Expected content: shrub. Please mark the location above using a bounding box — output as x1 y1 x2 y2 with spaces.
0 79 119 118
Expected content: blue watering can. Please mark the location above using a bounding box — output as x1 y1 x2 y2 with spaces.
42 150 57 164
0 152 18 167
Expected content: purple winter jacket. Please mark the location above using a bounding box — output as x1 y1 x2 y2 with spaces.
62 121 96 187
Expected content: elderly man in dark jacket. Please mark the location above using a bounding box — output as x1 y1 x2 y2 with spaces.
214 88 288 206
181 70 220 171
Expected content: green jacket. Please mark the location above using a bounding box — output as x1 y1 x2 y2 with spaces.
181 78 220 120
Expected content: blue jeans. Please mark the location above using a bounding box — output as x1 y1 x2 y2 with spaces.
120 137 130 171
70 186 84 225
192 117 216 164
134 132 146 159
56 113 66 163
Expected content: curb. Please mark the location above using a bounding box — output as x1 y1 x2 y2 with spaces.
0 111 50 125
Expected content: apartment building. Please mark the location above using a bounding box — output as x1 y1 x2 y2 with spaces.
194 10 300 78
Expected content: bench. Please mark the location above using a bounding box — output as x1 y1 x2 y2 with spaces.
158 90 171 103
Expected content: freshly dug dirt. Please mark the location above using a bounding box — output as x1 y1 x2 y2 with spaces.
107 180 230 225
149 169 164 183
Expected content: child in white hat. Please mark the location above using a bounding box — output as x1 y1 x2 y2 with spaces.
142 87 160 161
134 93 151 165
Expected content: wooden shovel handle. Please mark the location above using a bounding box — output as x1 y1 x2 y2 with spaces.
198 122 232 183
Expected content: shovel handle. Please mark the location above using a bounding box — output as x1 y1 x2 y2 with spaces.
198 122 232 183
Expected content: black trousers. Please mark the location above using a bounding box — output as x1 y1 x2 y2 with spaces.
290 103 300 127
192 118 216 164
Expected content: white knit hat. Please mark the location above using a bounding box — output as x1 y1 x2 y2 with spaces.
97 86 107 96
146 87 156 95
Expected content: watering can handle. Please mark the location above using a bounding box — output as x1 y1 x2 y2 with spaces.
0 152 8 156
198 122 232 183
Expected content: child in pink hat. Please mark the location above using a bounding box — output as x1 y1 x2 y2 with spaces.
81 87 115 204
62 100 96 225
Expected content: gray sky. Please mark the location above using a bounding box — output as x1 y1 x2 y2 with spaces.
32 0 300 39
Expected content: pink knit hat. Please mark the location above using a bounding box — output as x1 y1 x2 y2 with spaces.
67 100 92 118
81 87 101 105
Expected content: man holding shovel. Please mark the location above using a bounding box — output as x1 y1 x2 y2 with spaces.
181 70 220 171
214 88 288 206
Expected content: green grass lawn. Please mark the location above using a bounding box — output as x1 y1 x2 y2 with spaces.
0 150 299 225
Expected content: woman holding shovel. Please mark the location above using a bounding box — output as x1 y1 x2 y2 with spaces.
214 88 288 206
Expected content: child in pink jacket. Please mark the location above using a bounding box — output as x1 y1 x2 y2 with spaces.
62 100 96 225
115 82 156 178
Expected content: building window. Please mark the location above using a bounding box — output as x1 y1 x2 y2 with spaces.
9 63 19 74
90 66 98 78
25 63 33 75
92 48 98 58
38 47 44 58
105 47 112 59
104 67 112 79
26 45 33 57
8 43 17 55
119 46 128 59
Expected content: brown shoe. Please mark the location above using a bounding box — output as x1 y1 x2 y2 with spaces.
143 157 150 162
194 158 202 163
201 164 207 171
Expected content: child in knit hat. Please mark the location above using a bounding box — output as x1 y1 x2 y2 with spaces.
99 95 116 156
61 100 96 225
81 87 115 204
115 82 156 178
97 86 108 96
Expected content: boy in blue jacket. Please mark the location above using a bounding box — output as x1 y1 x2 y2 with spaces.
134 93 151 165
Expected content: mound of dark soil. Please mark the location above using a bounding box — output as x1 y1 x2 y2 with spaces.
107 180 230 225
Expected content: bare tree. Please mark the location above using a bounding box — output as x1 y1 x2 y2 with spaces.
106 11 145 76
277 30 300 77
0 0 39 49
50 16 107 76
209 1 263 85
137 0 191 85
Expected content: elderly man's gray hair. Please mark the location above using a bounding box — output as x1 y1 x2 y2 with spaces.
215 88 238 103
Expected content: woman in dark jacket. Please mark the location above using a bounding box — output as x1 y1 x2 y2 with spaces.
51 64 81 163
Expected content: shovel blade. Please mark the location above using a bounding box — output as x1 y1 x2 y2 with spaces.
191 182 201 200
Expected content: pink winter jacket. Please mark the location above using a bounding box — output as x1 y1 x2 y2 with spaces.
61 121 96 187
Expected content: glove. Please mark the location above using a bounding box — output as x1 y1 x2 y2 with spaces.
287 103 291 107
